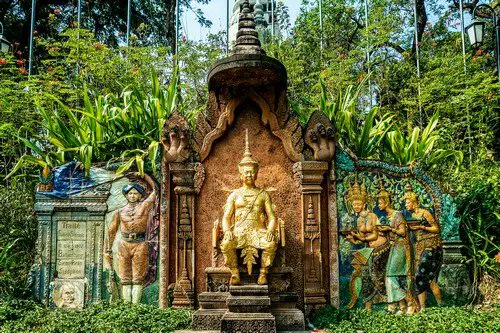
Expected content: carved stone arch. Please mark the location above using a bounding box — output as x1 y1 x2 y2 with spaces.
199 89 303 162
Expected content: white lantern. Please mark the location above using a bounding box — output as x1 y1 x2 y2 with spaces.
466 19 486 49
0 22 10 53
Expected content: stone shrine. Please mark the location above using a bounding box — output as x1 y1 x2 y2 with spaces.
32 0 469 331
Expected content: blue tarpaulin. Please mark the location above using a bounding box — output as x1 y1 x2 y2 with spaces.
40 161 114 199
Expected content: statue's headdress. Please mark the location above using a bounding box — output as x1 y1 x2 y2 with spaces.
348 177 367 202
239 129 259 168
376 178 391 203
122 183 146 197
403 182 419 204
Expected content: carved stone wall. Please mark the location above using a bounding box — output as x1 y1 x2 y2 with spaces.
33 187 109 307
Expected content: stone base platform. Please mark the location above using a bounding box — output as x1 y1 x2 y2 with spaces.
191 284 305 332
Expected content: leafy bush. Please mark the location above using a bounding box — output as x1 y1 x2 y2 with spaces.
312 305 500 333
0 185 37 299
456 167 500 299
0 300 192 333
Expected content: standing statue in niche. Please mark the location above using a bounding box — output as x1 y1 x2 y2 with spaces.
405 183 443 312
376 183 416 314
106 174 157 303
220 130 278 286
345 178 390 310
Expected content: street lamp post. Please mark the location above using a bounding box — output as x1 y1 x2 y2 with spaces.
466 4 500 79
0 22 11 53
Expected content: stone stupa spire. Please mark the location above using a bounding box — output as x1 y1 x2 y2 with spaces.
233 0 266 55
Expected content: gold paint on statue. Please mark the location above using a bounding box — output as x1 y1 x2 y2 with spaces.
220 129 278 286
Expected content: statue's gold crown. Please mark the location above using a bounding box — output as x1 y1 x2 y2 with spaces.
239 129 259 167
404 182 419 203
348 177 367 202
376 178 390 201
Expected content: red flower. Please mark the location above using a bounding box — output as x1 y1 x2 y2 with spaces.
16 59 25 66
33 30 38 37
54 8 62 15
19 67 28 75
0 58 7 65
16 50 22 56
93 42 104 50
475 49 484 56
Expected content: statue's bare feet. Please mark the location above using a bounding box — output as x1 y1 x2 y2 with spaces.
257 273 268 285
230 270 240 285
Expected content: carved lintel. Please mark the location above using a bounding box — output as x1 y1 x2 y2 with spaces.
305 111 335 162
294 162 328 310
197 90 303 162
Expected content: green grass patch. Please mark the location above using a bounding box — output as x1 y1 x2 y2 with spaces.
0 300 192 333
312 305 500 333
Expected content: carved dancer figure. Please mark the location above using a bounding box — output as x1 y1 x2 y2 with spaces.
106 174 157 303
377 184 415 314
220 130 278 285
405 183 443 311
346 178 389 311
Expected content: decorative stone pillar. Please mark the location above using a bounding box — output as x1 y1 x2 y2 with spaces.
439 240 472 304
293 161 328 313
170 162 204 308
327 162 340 307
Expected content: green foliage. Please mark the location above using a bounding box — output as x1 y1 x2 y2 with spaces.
0 300 192 333
383 112 463 168
2 27 224 181
456 168 500 297
319 77 458 166
312 305 500 333
0 185 37 299
8 70 180 178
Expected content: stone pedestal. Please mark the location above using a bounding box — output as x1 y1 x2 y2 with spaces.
191 280 305 332
33 184 110 308
439 241 472 304
220 285 276 333
192 292 229 331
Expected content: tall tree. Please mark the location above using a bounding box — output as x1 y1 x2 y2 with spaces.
0 0 212 51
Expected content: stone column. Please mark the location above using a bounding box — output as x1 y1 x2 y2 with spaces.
327 162 340 307
293 161 328 314
170 162 204 308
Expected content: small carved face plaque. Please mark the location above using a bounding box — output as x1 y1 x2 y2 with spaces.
52 280 85 309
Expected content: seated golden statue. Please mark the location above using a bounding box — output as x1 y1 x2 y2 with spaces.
220 130 278 286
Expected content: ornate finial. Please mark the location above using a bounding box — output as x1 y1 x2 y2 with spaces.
233 0 266 55
254 0 267 27
239 129 259 167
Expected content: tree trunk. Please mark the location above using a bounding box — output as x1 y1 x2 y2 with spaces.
165 0 177 54
412 0 428 56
